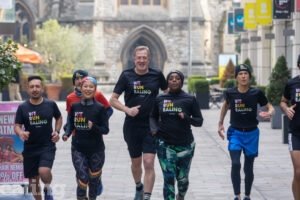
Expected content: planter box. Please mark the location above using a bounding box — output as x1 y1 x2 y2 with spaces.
45 84 62 101
282 115 289 144
196 93 210 109
271 105 283 129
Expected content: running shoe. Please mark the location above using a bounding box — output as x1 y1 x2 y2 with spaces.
44 188 54 200
243 198 251 200
176 194 184 200
97 178 103 196
134 183 143 200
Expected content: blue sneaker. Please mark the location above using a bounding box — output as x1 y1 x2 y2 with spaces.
97 178 103 196
243 198 251 200
134 183 143 200
44 188 54 200
234 198 239 200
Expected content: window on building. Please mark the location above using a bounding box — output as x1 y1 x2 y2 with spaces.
120 0 128 5
143 0 151 5
118 0 166 7
153 0 161 5
131 0 139 5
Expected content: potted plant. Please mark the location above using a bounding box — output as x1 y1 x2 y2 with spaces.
60 74 74 100
266 55 291 129
0 40 22 101
187 75 206 94
45 82 62 101
188 77 210 109
195 79 210 109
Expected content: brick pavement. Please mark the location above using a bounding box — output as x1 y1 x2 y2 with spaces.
0 92 294 200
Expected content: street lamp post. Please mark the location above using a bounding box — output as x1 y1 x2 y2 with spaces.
188 0 192 78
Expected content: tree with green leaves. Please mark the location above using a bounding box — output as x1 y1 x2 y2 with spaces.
244 58 256 85
31 19 95 82
266 55 291 105
0 40 22 91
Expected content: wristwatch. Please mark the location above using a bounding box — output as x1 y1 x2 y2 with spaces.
55 130 60 134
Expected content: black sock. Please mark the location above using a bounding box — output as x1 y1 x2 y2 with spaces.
135 182 143 191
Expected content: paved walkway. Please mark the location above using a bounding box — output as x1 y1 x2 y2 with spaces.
0 92 294 200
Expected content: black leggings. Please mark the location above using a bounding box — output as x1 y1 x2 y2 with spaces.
230 150 255 196
72 149 105 200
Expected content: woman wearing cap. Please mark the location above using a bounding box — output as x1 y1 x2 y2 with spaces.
218 64 274 200
280 54 300 200
63 76 109 200
150 70 203 200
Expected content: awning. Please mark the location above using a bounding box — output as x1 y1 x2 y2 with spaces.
15 43 44 64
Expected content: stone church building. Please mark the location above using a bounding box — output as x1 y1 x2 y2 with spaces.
10 0 235 83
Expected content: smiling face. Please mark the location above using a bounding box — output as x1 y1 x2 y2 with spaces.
81 80 96 99
167 73 183 92
27 78 44 100
134 48 150 75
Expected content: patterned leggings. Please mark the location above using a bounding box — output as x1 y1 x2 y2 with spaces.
72 149 105 200
156 139 195 200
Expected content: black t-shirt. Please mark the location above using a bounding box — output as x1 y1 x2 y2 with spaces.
113 68 167 120
70 99 109 153
225 87 268 129
150 90 203 145
15 98 61 154
283 76 300 134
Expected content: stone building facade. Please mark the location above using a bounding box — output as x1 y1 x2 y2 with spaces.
10 0 235 83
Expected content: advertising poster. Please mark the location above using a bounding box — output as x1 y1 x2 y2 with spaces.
234 8 245 33
227 12 234 34
255 0 272 26
0 101 21 112
273 0 292 19
0 102 28 184
218 54 238 79
244 2 257 30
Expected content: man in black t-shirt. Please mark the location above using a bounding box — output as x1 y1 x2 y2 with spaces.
14 76 62 200
109 46 167 200
218 64 274 200
280 54 300 200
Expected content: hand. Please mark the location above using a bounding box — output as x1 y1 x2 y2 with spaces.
218 124 225 140
51 131 60 143
88 120 93 129
178 112 184 119
151 132 157 136
62 135 68 142
258 110 271 121
126 105 141 117
286 104 296 120
19 131 30 141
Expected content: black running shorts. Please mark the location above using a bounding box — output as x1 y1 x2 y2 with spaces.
123 119 156 158
23 149 56 178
